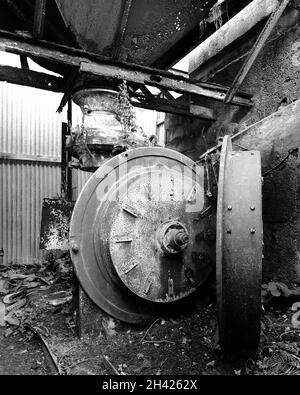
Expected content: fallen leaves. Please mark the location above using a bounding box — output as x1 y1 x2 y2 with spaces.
262 282 300 304
102 317 117 337
5 312 20 326
0 279 8 294
3 291 25 305
291 302 300 329
0 301 5 327
24 324 64 375
182 336 188 345
5 328 13 337
0 255 73 333
132 357 152 374
6 298 27 312
257 342 300 375
206 360 215 368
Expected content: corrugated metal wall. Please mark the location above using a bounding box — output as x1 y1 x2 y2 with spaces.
0 82 62 264
72 169 93 200
0 82 61 158
0 80 158 264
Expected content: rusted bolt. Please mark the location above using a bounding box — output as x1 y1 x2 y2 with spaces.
250 205 255 211
227 205 232 211
250 228 256 234
226 228 232 234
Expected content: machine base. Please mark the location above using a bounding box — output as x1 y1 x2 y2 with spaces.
77 286 104 338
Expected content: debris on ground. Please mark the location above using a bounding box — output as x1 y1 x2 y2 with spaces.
1 259 300 375
0 255 72 328
262 282 300 305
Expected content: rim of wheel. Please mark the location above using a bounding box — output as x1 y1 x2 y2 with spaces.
216 136 263 355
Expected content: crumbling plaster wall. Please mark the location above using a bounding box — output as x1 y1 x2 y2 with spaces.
165 5 300 284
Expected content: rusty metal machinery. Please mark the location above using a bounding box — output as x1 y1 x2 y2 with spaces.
70 147 215 324
70 137 262 354
217 135 262 355
67 88 146 171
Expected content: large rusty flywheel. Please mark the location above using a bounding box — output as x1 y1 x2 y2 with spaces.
70 141 263 354
70 147 215 324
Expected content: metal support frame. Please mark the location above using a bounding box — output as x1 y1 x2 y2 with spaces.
33 0 47 39
61 121 72 200
57 67 80 113
128 84 215 120
111 0 133 61
0 152 61 164
0 65 64 92
79 61 252 108
0 0 64 43
224 0 290 103
0 30 253 118
19 55 29 70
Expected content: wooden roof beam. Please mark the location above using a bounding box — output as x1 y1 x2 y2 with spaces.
0 30 253 112
0 65 64 92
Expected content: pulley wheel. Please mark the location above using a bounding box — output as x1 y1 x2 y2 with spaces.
70 147 214 324
216 135 263 355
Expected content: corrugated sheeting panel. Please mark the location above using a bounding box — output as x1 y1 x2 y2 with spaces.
0 82 62 158
0 161 61 264
0 82 63 264
72 169 93 200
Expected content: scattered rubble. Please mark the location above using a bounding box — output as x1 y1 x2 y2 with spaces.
1 260 300 375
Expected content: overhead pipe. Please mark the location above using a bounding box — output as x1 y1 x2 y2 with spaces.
188 0 280 77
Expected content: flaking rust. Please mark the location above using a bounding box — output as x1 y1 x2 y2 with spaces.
40 198 74 251
70 147 215 324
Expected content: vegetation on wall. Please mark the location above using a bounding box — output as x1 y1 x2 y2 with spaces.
115 80 147 143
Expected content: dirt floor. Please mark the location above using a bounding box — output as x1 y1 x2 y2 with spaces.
0 258 300 376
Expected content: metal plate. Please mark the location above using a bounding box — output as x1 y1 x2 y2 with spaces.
109 168 205 303
216 136 262 355
54 0 213 65
40 198 74 250
70 147 214 324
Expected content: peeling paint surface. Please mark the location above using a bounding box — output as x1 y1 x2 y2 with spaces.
40 199 74 251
